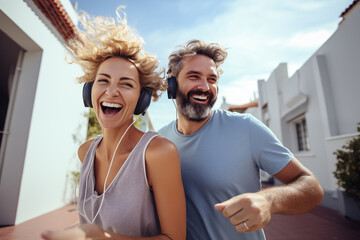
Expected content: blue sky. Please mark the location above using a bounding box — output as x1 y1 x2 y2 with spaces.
71 0 354 130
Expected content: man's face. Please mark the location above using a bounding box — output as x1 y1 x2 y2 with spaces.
176 54 218 122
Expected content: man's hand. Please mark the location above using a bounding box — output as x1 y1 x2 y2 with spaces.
214 192 272 232
41 223 110 240
214 158 324 233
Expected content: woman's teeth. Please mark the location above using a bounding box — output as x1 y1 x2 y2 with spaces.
102 102 122 108
101 102 123 115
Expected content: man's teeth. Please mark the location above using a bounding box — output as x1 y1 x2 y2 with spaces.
102 102 122 108
192 95 208 101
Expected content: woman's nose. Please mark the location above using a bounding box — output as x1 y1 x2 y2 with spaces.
105 84 120 96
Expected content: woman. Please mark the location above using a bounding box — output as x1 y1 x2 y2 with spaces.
42 8 186 240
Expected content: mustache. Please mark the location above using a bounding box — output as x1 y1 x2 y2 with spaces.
187 90 211 98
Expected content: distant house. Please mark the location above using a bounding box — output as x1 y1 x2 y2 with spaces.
228 100 259 118
237 0 360 217
0 0 88 225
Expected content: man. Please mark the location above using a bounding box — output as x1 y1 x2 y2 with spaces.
158 40 324 240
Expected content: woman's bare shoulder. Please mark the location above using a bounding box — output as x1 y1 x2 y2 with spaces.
78 138 96 163
147 135 178 156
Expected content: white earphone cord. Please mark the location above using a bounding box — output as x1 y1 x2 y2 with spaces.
74 115 141 223
171 98 177 120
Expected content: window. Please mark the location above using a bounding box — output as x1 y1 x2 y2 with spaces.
294 116 310 151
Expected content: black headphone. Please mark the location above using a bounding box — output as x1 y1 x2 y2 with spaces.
167 76 177 99
167 76 219 99
82 82 152 115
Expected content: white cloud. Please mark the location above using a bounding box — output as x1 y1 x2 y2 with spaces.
142 0 350 128
287 29 333 48
284 1 326 11
74 0 354 129
217 75 264 106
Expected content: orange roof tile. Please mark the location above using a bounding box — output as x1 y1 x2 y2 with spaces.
32 0 77 41
340 0 360 17
228 100 258 113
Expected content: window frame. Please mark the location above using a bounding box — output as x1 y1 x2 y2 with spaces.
291 114 310 152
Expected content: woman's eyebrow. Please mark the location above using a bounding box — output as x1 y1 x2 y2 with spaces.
97 73 136 82
119 77 136 82
97 73 111 78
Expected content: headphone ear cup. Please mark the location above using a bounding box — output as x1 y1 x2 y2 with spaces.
134 89 152 115
167 77 177 99
83 82 93 108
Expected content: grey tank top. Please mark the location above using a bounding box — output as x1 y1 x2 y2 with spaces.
77 131 161 236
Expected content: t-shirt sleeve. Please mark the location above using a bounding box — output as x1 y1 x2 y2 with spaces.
248 114 293 175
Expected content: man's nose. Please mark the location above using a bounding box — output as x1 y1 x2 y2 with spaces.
197 78 210 91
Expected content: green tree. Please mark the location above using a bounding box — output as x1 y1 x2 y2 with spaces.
134 114 142 128
85 108 102 140
333 123 360 204
85 109 144 140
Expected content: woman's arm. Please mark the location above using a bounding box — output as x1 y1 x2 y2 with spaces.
42 136 186 240
145 136 186 240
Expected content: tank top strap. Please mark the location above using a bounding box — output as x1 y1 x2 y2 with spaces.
80 135 102 199
82 134 103 167
129 131 159 188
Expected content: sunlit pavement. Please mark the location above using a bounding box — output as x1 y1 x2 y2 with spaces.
0 203 359 239
265 204 360 240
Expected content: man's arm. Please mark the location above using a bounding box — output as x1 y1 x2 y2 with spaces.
264 157 324 214
214 157 324 232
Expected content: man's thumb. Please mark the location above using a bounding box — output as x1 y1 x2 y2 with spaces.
214 200 229 212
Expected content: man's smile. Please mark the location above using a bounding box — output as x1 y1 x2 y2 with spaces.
188 90 210 104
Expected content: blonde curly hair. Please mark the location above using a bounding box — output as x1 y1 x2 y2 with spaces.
66 7 165 101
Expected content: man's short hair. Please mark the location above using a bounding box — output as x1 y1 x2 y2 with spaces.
168 39 228 78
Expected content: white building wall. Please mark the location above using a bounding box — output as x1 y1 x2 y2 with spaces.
256 5 360 213
0 0 88 224
316 17 360 135
285 57 333 190
260 63 288 142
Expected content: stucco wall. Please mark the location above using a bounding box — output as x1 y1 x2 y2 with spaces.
256 4 360 213
315 7 360 136
0 0 88 224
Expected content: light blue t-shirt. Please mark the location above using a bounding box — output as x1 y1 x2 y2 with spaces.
158 109 293 240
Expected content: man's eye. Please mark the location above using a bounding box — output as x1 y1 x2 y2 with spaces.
188 75 198 79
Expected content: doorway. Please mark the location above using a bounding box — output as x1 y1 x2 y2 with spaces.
0 29 24 175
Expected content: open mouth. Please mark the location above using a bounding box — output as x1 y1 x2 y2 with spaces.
101 102 123 116
191 94 209 102
188 90 210 104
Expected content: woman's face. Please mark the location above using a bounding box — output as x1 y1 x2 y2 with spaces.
92 57 141 129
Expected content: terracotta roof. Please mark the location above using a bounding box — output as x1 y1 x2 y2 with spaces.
32 0 77 41
228 100 258 113
340 0 360 17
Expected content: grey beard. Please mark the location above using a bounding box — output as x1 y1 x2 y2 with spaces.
180 102 211 122
176 90 216 122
